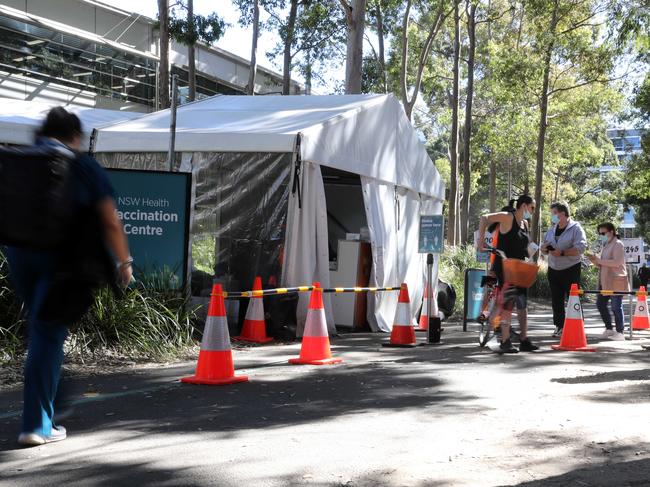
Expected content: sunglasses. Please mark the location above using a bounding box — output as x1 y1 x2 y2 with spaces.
599 232 608 236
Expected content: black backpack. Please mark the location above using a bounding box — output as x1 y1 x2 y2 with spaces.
0 145 76 250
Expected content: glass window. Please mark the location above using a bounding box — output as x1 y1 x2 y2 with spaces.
0 16 157 107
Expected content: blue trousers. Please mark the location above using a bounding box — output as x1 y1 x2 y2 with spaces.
596 294 625 333
5 247 68 436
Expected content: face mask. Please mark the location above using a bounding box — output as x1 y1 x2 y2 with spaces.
551 214 559 225
523 209 532 220
598 234 609 244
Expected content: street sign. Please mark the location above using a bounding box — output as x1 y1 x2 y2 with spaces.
623 237 644 265
419 215 444 254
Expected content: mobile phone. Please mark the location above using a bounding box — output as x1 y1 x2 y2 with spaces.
546 245 555 251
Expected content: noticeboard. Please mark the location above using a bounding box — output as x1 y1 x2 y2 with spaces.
419 215 444 254
107 168 191 289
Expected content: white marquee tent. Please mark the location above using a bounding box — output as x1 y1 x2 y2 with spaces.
0 98 143 148
93 94 446 334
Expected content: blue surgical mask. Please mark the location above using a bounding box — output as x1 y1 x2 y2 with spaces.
523 210 532 220
551 214 559 225
598 234 609 244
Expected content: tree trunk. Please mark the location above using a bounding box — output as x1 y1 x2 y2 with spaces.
460 0 476 243
344 0 367 94
305 50 313 95
489 158 496 212
532 2 559 244
399 0 413 117
375 1 387 93
448 0 461 246
247 0 260 95
283 0 299 95
157 0 170 109
187 0 196 102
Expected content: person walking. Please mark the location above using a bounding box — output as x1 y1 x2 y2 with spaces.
540 202 587 337
5 107 132 447
478 195 539 354
587 222 629 341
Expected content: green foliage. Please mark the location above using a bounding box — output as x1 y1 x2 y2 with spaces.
164 2 226 45
73 285 197 361
0 252 25 363
439 245 481 313
192 236 215 275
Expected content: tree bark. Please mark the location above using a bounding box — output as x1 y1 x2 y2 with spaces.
283 0 299 95
532 2 559 244
375 1 387 93
343 0 367 94
489 158 496 212
247 0 260 95
460 0 476 243
157 0 170 109
187 0 196 102
448 0 461 246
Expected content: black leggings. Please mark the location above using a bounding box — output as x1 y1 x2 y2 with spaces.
547 263 582 329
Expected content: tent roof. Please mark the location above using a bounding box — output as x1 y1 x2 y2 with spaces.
0 98 144 147
94 94 445 199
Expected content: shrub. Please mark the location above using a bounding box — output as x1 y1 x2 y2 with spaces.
0 252 25 363
438 245 481 316
0 249 197 363
72 283 198 361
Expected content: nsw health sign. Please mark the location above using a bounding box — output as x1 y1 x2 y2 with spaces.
107 169 191 288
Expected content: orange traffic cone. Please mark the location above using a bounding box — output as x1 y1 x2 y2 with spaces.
552 284 596 352
233 277 273 344
289 282 342 365
383 283 417 348
632 286 650 330
181 284 249 385
418 284 433 331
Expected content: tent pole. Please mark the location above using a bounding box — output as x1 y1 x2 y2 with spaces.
167 74 179 171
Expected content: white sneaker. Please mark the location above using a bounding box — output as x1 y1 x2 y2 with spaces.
609 332 625 341
600 329 615 339
18 425 66 447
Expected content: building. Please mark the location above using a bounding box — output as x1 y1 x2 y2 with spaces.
0 1 303 112
607 128 643 162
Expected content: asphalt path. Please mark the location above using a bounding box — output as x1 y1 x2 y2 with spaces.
2 302 650 486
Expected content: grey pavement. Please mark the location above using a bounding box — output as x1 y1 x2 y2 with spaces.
2 302 650 486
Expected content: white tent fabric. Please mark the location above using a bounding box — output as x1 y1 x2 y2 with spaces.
282 162 336 335
93 94 446 333
0 98 143 148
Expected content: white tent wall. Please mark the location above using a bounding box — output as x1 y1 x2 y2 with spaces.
282 162 335 335
362 182 443 332
361 178 398 332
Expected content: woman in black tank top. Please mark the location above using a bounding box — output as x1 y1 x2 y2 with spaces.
494 213 530 286
478 195 538 354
